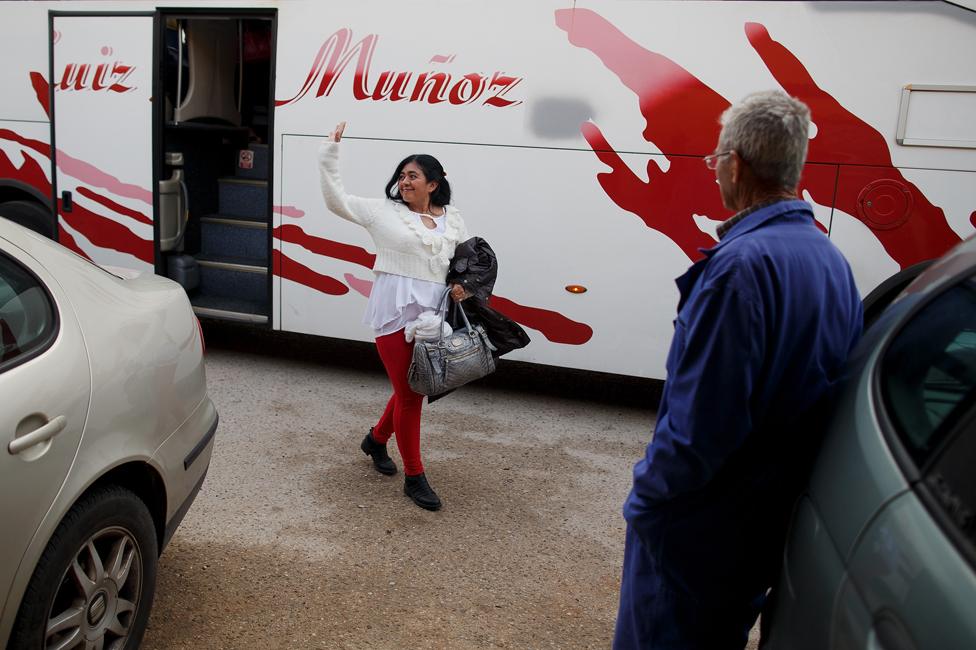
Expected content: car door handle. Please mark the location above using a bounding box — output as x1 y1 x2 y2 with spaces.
8 415 68 455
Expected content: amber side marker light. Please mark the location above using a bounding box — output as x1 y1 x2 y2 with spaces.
565 285 588 294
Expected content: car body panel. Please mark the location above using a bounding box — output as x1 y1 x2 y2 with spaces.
806 343 911 562
766 235 976 649
762 496 852 650
0 238 92 630
845 490 976 650
808 236 976 561
0 220 215 645
3 224 209 449
830 577 874 650
151 394 217 526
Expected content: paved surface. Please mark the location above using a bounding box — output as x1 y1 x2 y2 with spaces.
141 326 760 649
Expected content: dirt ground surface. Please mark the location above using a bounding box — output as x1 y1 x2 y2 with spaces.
141 327 760 649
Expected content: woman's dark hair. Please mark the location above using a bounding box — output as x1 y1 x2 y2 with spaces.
384 154 451 206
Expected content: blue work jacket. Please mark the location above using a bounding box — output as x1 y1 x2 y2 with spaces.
618 200 863 642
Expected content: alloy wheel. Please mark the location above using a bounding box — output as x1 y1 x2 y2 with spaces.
44 526 143 650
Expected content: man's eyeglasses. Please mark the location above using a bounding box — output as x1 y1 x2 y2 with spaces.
704 151 732 170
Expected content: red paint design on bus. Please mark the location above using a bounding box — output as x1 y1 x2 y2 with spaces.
556 9 965 268
274 204 306 219
54 147 152 205
2 128 155 263
0 129 50 160
274 224 376 268
6 122 151 207
743 23 962 266
555 9 728 261
488 296 593 345
0 132 51 198
273 249 350 295
343 273 373 298
29 72 51 118
76 186 151 226
58 198 152 263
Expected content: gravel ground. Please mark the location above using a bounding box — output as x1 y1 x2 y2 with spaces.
141 326 760 649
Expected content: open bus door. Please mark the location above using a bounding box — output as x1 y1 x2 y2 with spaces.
51 12 156 273
158 12 275 326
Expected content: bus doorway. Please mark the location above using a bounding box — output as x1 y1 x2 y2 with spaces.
157 10 275 325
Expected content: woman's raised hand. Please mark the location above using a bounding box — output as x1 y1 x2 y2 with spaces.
328 121 347 142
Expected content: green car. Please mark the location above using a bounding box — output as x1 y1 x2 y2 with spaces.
763 236 976 649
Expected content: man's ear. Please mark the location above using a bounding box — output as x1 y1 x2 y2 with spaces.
730 151 743 185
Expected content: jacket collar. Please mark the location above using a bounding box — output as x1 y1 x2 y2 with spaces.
702 199 812 258
674 199 813 311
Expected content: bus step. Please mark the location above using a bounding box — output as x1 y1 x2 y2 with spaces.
200 216 268 262
191 294 268 324
196 257 268 306
218 177 268 220
197 255 266 273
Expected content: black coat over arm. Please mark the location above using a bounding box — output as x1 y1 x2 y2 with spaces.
445 237 530 358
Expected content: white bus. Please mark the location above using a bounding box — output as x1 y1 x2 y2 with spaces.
1 0 974 378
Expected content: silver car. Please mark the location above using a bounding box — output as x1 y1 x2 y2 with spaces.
764 236 976 649
0 218 217 649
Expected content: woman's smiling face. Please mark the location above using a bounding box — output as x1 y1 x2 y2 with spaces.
398 162 437 208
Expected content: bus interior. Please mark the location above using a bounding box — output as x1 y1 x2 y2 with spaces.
158 12 275 325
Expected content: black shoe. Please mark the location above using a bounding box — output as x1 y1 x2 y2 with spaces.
361 428 397 475
404 473 442 511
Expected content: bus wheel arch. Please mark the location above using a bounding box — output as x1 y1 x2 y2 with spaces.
0 196 57 239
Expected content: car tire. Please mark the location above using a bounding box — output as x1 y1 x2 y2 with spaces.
7 485 159 650
0 199 56 240
861 259 934 331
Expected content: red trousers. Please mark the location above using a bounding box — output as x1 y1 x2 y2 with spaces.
373 330 425 476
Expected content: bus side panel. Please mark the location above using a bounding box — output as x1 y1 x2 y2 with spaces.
829 165 976 295
270 0 976 377
0 3 54 214
270 1 976 166
0 2 50 124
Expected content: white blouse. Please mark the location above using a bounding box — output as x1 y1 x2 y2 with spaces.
364 212 450 336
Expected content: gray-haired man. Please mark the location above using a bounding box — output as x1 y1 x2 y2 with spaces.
615 91 863 649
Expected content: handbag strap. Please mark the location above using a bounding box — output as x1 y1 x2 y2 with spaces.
435 287 473 343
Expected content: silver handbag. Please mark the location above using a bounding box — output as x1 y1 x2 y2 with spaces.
408 290 497 396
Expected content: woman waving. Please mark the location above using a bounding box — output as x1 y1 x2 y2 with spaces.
318 122 469 511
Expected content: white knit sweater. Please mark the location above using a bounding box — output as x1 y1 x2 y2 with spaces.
317 141 468 283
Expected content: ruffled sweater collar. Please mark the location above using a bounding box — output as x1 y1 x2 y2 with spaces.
393 202 463 257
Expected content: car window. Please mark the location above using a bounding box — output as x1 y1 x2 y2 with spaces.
0 252 57 371
880 273 976 466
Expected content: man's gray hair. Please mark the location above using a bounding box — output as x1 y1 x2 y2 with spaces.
718 90 810 190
